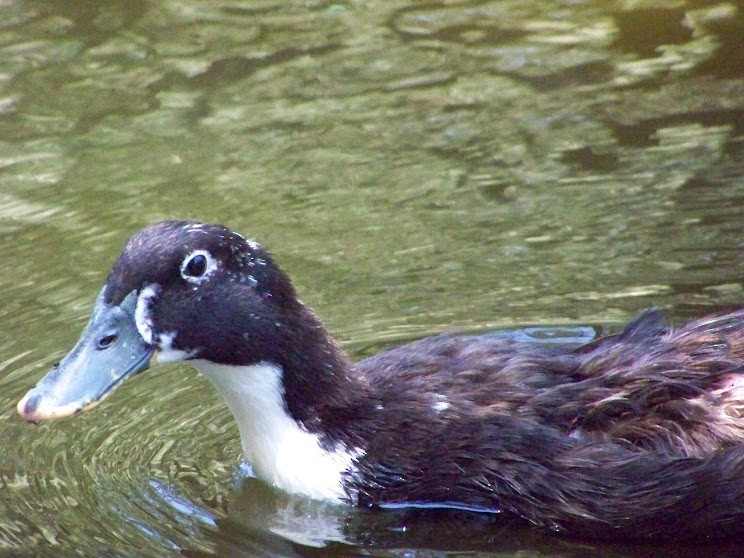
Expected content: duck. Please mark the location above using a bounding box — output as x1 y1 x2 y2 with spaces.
16 220 744 542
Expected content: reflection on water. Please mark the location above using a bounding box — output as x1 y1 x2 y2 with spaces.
1 0 743 556
209 474 744 558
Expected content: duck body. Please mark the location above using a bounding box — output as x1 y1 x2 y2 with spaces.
16 221 744 542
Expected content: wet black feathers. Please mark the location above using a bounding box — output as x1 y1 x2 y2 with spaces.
102 221 744 542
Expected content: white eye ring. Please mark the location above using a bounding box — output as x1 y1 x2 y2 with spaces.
180 250 218 283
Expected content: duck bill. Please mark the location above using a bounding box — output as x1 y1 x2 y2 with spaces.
17 288 154 422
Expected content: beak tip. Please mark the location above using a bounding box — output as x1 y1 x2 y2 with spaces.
16 389 82 423
17 391 40 422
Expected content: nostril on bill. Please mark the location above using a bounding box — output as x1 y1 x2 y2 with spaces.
97 334 118 350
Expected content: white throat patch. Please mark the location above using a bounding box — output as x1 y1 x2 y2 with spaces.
135 284 159 345
191 360 362 501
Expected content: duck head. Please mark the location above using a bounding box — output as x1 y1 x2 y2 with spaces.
17 220 300 422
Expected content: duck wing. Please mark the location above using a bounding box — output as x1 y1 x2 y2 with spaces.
569 309 744 456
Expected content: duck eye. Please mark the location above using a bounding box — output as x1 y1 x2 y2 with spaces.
180 250 216 283
184 254 207 277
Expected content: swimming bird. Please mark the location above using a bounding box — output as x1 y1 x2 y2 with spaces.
16 221 744 541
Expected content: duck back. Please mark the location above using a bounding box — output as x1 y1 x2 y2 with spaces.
341 309 744 540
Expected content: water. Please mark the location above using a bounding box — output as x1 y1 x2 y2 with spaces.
1 0 743 555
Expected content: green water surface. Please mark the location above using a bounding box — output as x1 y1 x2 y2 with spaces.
1 1 743 556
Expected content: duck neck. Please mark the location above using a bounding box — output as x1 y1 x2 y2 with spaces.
188 305 369 500
276 306 365 428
